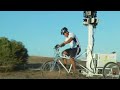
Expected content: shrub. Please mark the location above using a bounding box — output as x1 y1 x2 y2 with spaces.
0 37 29 72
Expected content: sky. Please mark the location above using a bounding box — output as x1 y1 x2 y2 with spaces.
0 11 120 61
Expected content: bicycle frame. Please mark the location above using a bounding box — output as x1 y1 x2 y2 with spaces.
53 46 97 74
52 47 73 73
41 45 120 79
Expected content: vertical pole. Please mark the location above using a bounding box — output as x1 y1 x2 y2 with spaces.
83 11 98 77
86 24 94 76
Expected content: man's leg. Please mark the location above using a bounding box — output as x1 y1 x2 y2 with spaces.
62 51 68 67
70 58 79 78
69 48 78 72
63 59 67 67
70 57 76 72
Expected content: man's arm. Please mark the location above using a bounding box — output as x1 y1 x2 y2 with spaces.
64 37 73 44
60 37 73 47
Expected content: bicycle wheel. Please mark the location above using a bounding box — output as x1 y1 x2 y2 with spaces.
103 62 120 79
41 60 61 79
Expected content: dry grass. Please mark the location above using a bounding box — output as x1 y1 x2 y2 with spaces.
0 56 119 79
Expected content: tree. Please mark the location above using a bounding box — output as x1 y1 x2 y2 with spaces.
0 37 29 71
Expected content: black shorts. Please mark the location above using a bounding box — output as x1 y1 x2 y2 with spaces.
62 47 81 58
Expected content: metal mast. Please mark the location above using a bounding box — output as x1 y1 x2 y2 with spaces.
83 11 98 76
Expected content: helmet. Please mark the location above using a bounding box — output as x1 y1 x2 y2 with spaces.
61 27 68 35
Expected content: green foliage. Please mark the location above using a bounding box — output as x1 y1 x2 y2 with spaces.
0 37 29 72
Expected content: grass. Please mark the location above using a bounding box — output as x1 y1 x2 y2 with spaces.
0 56 119 79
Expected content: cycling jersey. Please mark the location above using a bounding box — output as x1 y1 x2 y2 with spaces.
64 32 80 49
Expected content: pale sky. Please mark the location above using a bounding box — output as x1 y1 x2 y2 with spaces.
0 11 120 61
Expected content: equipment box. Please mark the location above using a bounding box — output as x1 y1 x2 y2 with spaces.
94 54 117 67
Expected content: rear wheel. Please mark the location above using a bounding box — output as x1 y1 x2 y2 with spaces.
103 62 120 79
41 60 61 79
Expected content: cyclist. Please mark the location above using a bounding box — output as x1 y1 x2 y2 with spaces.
59 27 81 73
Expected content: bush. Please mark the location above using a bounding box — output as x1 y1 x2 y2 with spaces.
0 37 29 72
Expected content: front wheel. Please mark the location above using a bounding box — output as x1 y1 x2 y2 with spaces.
41 60 61 79
103 62 120 79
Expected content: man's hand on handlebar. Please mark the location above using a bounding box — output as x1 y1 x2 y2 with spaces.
54 44 60 49
55 43 65 49
59 43 65 47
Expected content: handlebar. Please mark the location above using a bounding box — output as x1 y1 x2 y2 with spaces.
54 44 60 50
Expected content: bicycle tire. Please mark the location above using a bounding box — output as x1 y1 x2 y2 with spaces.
41 60 61 79
103 62 120 79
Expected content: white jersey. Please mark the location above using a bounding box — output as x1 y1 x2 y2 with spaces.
64 32 80 49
